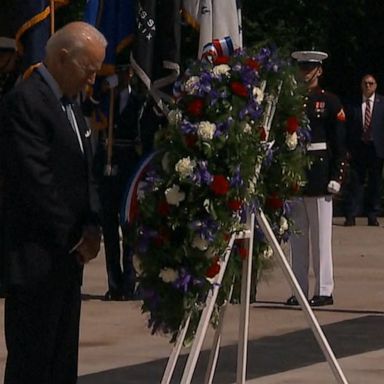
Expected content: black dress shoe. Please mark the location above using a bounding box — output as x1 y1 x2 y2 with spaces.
309 295 333 307
285 296 299 306
344 217 355 226
368 218 379 226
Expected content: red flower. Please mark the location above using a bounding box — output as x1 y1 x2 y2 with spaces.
206 257 221 278
259 127 267 141
266 193 284 210
228 199 242 211
186 98 204 118
184 133 198 148
210 175 230 195
230 81 248 98
157 200 170 216
214 55 230 65
238 247 248 260
286 116 299 134
245 58 260 70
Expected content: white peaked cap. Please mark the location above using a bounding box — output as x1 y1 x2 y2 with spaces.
291 50 328 63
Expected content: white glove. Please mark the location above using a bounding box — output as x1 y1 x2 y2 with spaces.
327 180 341 194
105 74 119 89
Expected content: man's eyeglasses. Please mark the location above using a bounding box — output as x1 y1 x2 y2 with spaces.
364 81 376 86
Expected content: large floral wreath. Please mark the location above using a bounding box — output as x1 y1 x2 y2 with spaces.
128 47 310 343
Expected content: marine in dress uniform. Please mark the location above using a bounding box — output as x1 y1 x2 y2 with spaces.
286 51 347 307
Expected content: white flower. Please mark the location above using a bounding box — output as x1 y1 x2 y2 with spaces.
159 268 179 283
242 121 252 134
212 64 231 77
197 121 216 141
185 76 200 94
286 132 298 150
192 235 209 251
175 156 196 178
167 109 183 125
162 152 171 172
165 184 185 206
262 246 273 260
132 254 143 276
252 86 264 103
279 216 289 234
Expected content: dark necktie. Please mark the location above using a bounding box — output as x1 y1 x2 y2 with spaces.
363 99 372 143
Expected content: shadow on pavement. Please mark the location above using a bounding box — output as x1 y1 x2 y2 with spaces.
79 314 384 383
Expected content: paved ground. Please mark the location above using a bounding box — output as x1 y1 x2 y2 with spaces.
0 217 383 383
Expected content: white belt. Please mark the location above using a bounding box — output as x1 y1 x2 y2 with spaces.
307 142 327 151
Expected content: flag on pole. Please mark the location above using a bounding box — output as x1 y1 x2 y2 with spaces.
130 0 181 104
182 0 242 59
0 0 70 72
84 0 135 75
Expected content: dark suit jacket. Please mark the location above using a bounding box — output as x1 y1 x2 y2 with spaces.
0 70 100 289
345 93 384 159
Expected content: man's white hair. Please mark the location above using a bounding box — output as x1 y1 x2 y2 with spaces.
46 21 107 58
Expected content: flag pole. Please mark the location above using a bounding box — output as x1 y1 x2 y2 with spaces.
50 0 55 35
104 87 115 176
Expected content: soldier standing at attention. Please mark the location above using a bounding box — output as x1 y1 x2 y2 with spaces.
286 51 347 307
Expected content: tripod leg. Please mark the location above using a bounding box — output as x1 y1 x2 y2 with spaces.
237 213 255 384
161 315 191 384
255 209 349 384
180 234 236 384
204 281 234 384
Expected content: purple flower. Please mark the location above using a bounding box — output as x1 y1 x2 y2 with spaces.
180 120 197 135
230 166 244 188
256 48 272 65
173 269 192 293
199 71 213 94
240 66 258 86
192 161 213 186
214 120 230 137
190 217 219 242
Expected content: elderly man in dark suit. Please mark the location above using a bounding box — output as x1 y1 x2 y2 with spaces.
0 22 106 384
344 74 384 226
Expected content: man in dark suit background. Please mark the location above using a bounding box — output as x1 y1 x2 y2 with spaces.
0 22 106 384
344 74 384 226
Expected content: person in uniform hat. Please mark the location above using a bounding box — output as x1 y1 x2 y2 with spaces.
90 67 146 301
343 74 384 226
286 50 347 307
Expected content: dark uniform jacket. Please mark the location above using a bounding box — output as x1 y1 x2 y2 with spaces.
304 86 347 196
0 70 100 289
